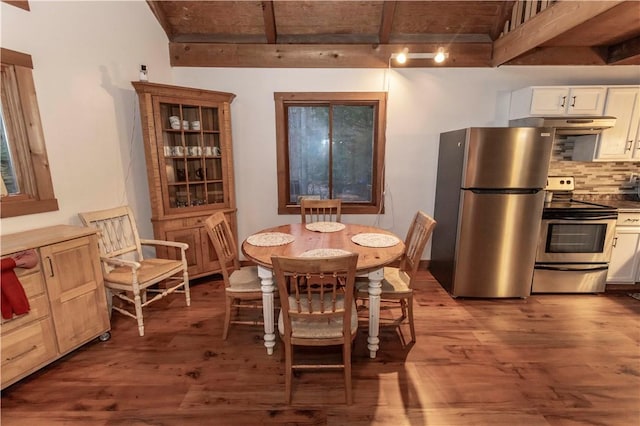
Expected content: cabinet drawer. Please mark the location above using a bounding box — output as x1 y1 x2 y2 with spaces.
617 212 640 226
0 294 51 333
1 316 57 388
14 268 45 299
162 216 207 229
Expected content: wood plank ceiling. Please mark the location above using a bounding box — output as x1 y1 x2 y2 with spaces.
147 0 640 68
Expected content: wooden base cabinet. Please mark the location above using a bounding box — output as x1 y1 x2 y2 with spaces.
1 225 110 389
133 82 238 279
153 211 237 278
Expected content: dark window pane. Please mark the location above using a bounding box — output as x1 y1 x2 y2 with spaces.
287 106 329 203
332 105 374 203
0 110 20 195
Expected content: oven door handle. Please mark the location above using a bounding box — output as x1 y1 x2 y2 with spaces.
535 265 609 272
544 215 618 221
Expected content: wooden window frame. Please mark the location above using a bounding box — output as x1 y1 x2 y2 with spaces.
1 48 58 218
274 92 387 215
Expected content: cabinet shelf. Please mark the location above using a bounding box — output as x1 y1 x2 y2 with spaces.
133 81 237 279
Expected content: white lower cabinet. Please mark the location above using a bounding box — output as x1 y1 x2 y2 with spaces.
607 213 640 284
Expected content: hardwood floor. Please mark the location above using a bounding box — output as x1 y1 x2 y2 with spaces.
2 271 639 425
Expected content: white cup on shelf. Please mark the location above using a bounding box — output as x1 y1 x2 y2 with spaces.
191 121 201 131
169 116 180 130
182 120 189 130
164 146 172 156
172 146 185 156
213 146 221 156
204 146 214 156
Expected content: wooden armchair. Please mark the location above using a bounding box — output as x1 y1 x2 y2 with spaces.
300 198 342 223
78 206 190 337
271 253 359 405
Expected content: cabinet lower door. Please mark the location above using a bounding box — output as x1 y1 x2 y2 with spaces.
607 231 640 284
40 235 110 354
165 228 204 277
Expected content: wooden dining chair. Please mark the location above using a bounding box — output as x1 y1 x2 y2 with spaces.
204 212 263 340
78 206 190 337
271 253 359 405
300 198 342 223
356 211 436 342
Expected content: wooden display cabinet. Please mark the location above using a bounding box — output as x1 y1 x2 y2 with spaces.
132 82 237 278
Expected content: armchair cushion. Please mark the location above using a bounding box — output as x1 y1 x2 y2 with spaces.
105 258 183 285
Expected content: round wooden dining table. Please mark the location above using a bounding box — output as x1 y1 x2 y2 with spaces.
241 222 405 358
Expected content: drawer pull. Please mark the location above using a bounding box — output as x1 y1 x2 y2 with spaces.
6 345 37 362
46 256 54 277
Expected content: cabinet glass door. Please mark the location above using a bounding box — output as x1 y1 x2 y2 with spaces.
156 98 227 212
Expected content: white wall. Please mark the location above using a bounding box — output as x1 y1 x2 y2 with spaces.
2 1 639 260
0 0 171 238
172 66 640 252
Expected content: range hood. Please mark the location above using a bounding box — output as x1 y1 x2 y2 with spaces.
509 116 616 135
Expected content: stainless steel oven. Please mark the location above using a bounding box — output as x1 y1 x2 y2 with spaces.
532 201 618 293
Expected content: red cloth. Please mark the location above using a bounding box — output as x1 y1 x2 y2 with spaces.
1 257 30 319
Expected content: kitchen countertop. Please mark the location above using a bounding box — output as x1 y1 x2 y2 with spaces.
574 194 640 212
598 199 640 212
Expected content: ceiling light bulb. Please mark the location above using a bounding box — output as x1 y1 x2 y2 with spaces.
395 47 409 64
434 47 446 63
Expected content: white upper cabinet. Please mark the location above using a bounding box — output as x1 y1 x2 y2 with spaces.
572 86 640 162
510 86 606 119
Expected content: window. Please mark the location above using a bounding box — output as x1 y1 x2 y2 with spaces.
274 92 387 215
1 47 58 218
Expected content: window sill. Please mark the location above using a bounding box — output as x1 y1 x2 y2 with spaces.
279 204 383 215
1 198 59 218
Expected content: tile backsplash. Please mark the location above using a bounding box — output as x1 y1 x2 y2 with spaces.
549 136 640 194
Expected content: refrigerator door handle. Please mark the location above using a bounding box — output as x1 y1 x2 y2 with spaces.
535 265 609 272
468 188 540 195
545 215 618 221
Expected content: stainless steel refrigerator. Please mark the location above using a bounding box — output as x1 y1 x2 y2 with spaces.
430 127 555 298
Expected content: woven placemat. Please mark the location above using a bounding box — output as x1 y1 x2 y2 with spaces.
351 233 400 248
246 232 295 247
300 248 353 257
304 222 346 233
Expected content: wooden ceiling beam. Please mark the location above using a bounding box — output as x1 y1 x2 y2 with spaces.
491 0 625 66
503 46 608 66
169 43 492 68
378 1 397 44
607 35 640 65
145 1 173 39
261 1 277 44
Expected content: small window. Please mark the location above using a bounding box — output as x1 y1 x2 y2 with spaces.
1 48 58 218
274 92 387 215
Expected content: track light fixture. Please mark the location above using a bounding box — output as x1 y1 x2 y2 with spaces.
390 47 449 65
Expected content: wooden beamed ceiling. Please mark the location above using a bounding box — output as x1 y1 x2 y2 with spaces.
146 1 640 68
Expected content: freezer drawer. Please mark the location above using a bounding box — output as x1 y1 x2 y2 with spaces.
532 264 608 293
452 190 545 297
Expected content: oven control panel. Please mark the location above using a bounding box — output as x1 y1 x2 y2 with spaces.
546 176 575 191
